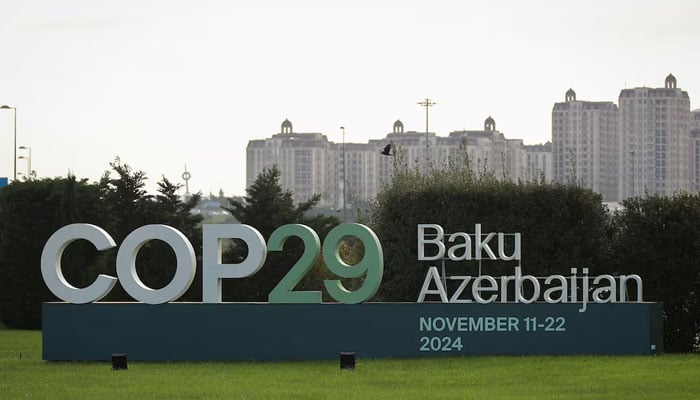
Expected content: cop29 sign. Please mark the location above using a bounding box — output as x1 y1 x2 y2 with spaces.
42 223 382 305
41 223 663 361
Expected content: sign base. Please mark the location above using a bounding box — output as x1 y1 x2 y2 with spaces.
42 302 662 361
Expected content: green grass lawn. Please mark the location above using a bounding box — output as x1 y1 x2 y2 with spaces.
1 328 698 399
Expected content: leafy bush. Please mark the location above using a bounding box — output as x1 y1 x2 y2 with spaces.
368 166 609 302
611 194 700 352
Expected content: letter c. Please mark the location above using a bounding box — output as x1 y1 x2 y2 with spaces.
41 224 118 304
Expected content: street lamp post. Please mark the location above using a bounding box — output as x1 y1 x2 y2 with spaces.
341 126 347 223
0 105 17 181
18 146 31 180
630 151 635 198
417 98 436 173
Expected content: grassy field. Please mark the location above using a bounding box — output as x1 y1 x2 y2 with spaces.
1 328 699 399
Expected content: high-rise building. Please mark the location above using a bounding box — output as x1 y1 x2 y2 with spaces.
618 74 692 199
447 117 520 180
342 142 380 207
524 142 553 183
247 118 544 207
690 110 700 192
552 89 619 201
368 119 443 195
246 119 336 206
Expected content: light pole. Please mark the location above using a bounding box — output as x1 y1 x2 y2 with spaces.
417 98 436 172
630 151 635 198
341 126 347 223
18 146 31 180
0 105 17 181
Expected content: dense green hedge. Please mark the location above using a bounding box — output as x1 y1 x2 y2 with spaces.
611 195 700 352
368 168 609 302
0 177 107 328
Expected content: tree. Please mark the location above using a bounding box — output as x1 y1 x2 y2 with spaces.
223 165 339 301
0 177 107 328
98 158 154 243
611 194 700 352
137 177 203 300
98 160 204 301
368 163 610 302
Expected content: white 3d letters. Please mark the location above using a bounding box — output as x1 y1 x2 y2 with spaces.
116 225 196 304
202 224 267 303
41 224 118 304
42 223 197 305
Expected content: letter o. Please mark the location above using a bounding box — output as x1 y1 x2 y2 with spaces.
116 225 196 304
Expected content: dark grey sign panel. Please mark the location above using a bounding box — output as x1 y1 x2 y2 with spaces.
42 302 662 361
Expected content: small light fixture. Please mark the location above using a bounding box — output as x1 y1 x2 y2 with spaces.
339 352 356 370
112 353 128 370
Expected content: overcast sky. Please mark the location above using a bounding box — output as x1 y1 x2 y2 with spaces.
1 0 699 196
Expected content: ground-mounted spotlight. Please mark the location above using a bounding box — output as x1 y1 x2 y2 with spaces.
112 353 128 370
339 352 356 370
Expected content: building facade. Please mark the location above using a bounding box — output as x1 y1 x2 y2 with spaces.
247 118 548 207
691 110 700 192
552 89 619 201
248 74 697 207
246 120 336 206
445 117 522 180
618 74 692 199
524 142 553 183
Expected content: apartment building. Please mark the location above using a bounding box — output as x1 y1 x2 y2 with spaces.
247 118 544 207
524 142 553 183
690 110 700 191
246 119 336 206
618 74 692 199
552 89 619 201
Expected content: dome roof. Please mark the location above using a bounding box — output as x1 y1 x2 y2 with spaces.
566 88 576 101
393 119 404 133
281 119 292 134
665 73 677 89
484 116 496 131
